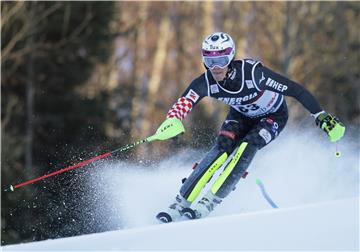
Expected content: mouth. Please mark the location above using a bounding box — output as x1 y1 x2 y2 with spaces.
212 70 224 75
212 71 224 76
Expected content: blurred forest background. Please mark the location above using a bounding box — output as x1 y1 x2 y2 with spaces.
1 1 359 245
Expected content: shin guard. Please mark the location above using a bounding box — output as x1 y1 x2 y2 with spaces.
180 146 228 202
211 142 257 198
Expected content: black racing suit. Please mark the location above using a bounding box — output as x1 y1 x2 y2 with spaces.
166 59 323 201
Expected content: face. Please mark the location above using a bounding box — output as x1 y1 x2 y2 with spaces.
210 66 228 82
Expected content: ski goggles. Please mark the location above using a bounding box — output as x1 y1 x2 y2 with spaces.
203 56 231 69
202 47 233 69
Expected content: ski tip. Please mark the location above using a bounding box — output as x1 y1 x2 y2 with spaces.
256 178 262 185
182 207 197 220
156 212 172 223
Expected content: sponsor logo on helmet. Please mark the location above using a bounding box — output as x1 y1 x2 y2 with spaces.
210 45 220 50
211 35 219 41
222 34 230 42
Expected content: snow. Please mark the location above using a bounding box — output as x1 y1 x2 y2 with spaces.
2 127 359 251
2 197 359 251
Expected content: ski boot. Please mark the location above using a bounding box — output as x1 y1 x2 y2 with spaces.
182 191 222 219
156 194 190 223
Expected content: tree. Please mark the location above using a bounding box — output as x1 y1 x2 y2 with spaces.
2 1 115 244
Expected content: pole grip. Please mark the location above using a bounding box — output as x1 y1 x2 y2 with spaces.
146 134 160 142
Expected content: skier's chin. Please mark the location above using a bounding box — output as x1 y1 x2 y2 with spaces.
212 72 226 82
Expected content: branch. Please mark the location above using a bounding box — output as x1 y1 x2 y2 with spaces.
30 2 63 27
43 8 94 51
1 20 31 61
3 40 46 61
1 2 63 63
0 1 25 29
1 95 19 130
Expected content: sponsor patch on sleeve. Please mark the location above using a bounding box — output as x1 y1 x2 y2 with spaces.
185 89 200 103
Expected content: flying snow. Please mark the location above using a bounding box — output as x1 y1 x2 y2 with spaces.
89 125 359 230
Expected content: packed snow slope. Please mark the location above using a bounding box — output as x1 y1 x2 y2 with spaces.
3 197 359 251
3 125 359 251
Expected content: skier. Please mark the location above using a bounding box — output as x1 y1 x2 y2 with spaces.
154 32 345 222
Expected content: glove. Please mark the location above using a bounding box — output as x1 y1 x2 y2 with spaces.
315 112 345 142
154 117 185 141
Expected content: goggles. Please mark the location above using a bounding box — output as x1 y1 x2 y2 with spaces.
202 47 233 69
203 56 231 69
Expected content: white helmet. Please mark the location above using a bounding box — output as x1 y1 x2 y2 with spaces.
202 32 236 69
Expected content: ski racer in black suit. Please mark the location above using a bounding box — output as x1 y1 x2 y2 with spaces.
155 32 345 222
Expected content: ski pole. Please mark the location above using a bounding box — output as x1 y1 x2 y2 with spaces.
335 142 342 157
5 134 160 192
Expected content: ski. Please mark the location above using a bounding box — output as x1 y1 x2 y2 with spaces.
181 207 198 220
156 212 173 223
156 207 199 223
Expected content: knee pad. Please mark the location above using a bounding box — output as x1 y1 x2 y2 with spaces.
212 142 258 198
180 145 228 202
217 131 237 153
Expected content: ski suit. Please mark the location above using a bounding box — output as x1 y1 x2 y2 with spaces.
166 59 323 201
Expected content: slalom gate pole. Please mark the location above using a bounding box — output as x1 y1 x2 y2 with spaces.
6 135 159 192
256 178 279 209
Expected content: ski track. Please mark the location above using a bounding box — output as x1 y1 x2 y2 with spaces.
91 126 359 230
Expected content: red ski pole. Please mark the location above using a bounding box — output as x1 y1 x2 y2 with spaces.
6 134 159 192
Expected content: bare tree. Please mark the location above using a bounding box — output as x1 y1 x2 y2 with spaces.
142 15 172 136
128 2 150 141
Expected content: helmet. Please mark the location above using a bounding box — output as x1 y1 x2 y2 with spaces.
202 32 236 69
